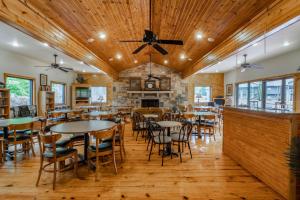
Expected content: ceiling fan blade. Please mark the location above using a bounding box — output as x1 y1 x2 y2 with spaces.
157 39 183 45
152 76 161 80
60 66 74 71
58 67 69 73
34 66 51 68
132 43 147 54
119 40 143 43
153 44 168 55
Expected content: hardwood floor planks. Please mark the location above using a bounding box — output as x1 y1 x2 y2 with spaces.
0 123 283 200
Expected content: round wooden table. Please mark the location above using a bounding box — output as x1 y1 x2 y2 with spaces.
50 120 116 161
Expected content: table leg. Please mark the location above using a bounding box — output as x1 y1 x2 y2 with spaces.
197 116 202 139
84 133 89 161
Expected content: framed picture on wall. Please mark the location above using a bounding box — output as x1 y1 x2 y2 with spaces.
129 78 141 91
40 74 48 86
226 84 233 96
159 77 171 91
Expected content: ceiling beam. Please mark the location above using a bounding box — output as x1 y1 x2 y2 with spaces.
0 0 118 79
181 0 300 78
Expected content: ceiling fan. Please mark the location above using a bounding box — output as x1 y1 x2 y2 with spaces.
119 0 183 55
240 54 263 72
34 54 74 73
147 54 160 80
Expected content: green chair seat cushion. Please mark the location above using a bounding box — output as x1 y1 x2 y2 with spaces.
44 138 72 148
24 130 40 135
88 142 112 152
43 147 76 158
8 134 31 142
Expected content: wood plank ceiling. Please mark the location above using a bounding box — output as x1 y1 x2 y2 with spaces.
26 0 278 74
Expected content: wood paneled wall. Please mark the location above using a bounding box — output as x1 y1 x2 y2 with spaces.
187 73 224 104
79 73 113 105
223 107 300 199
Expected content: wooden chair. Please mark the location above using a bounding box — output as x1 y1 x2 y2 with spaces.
132 112 146 141
7 122 36 165
68 110 83 121
161 112 172 121
36 133 78 190
202 115 216 141
171 121 193 162
88 127 119 181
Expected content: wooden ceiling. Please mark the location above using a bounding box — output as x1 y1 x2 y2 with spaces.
26 0 278 73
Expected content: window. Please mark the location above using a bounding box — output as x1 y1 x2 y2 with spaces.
51 82 66 105
91 87 107 103
236 77 294 111
249 81 263 108
5 75 34 107
237 83 248 107
284 78 294 111
265 80 282 109
194 86 211 103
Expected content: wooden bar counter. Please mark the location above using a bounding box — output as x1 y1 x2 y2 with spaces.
223 107 300 200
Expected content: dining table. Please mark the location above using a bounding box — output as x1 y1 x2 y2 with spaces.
50 120 116 161
184 111 216 138
83 111 117 119
157 120 182 156
0 116 42 159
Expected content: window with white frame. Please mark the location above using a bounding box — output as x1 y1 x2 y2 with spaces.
91 87 107 103
51 82 66 105
194 86 211 103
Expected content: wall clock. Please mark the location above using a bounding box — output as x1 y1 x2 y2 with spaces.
144 80 157 91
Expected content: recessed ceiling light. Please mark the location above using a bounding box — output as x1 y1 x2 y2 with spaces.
134 59 138 64
180 53 186 60
207 55 215 60
187 58 192 61
98 32 106 40
43 42 49 47
252 43 258 47
283 41 290 46
60 60 64 65
87 55 93 59
195 32 203 40
115 53 122 60
87 38 95 43
79 61 84 65
164 60 169 64
11 40 20 47
207 38 215 42
82 70 86 73
218 61 222 64
108 57 114 61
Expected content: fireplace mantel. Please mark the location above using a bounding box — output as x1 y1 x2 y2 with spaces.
127 90 173 98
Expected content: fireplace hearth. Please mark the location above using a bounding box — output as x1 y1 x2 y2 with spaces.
141 99 159 107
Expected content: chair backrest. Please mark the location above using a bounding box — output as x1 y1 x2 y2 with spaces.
117 123 125 141
9 122 34 138
178 121 193 140
90 127 116 153
132 112 143 129
38 133 62 157
148 122 169 143
204 115 216 122
161 112 171 121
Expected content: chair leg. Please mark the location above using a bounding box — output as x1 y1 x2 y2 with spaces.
53 162 57 190
178 142 182 163
36 157 44 187
119 145 123 162
148 140 153 161
74 153 78 177
14 144 17 165
30 138 36 157
95 156 99 181
188 142 192 159
146 137 151 151
113 149 118 174
161 144 164 166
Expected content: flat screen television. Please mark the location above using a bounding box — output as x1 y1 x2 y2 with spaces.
76 88 90 98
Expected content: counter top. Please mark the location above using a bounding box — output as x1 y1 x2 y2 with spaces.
224 106 300 118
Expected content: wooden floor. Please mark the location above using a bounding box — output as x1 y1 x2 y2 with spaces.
0 123 283 200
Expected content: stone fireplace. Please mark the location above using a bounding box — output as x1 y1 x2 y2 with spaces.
141 99 159 107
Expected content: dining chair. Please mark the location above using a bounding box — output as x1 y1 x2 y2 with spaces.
161 112 171 121
7 122 36 165
68 110 83 121
88 127 119 181
132 112 146 141
171 121 193 162
36 133 78 190
148 122 172 166
202 115 216 141
102 122 126 160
